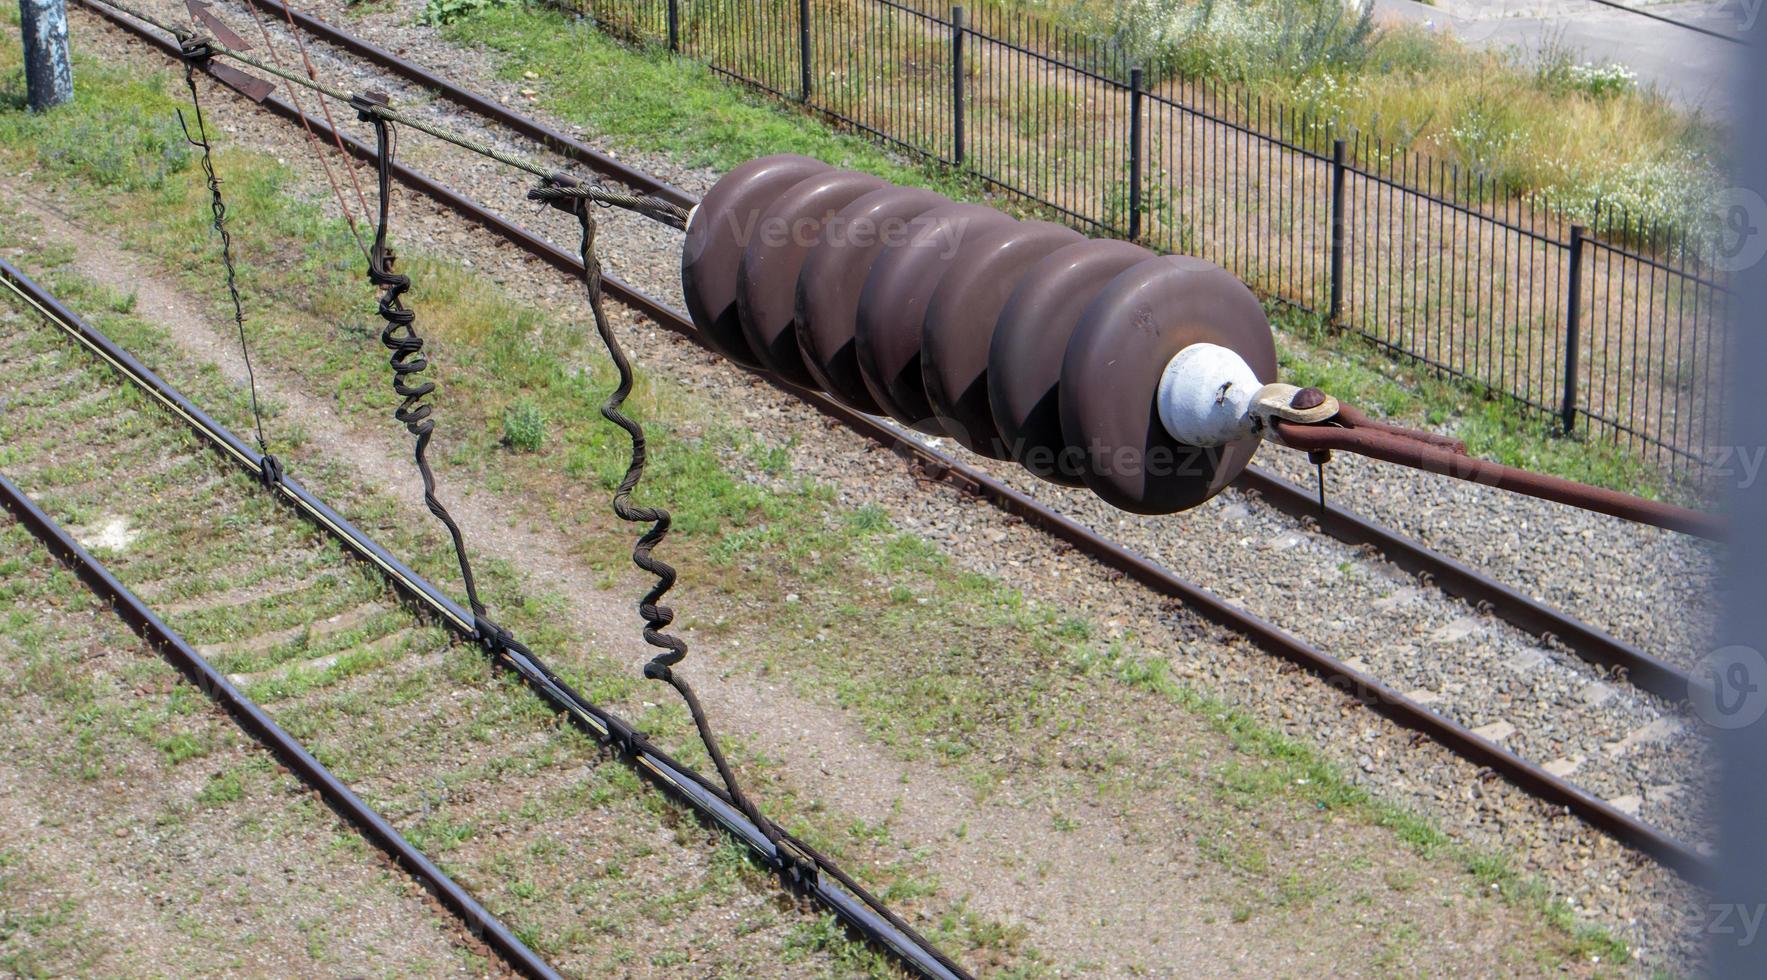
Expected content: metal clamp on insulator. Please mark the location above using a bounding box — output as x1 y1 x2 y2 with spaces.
1251 384 1340 446
351 89 391 122
1253 384 1339 424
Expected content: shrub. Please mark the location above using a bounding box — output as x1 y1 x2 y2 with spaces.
502 399 547 452
0 66 189 189
420 0 512 27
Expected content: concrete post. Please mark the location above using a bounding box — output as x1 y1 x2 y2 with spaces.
18 0 73 112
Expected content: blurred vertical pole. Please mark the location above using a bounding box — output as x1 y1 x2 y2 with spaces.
950 5 964 167
797 0 811 103
666 0 679 53
19 0 73 112
1715 14 1767 980
1562 225 1586 435
1127 67 1143 242
1328 137 1346 324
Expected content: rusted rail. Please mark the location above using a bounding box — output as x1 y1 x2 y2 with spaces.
0 468 562 980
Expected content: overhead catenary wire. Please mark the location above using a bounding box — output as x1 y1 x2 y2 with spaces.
92 0 688 225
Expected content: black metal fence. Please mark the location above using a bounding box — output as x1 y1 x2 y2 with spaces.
565 0 1729 476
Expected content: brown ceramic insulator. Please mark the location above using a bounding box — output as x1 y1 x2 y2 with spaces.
988 238 1155 486
853 203 1011 428
919 220 1085 458
735 169 886 387
681 154 829 368
1059 256 1278 514
794 186 948 414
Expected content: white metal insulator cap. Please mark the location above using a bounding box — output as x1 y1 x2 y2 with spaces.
1156 342 1264 447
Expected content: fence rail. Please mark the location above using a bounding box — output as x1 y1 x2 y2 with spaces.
564 0 1729 476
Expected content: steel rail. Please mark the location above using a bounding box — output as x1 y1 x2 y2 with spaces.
0 468 562 980
183 0 1705 708
0 254 967 980
238 0 695 209
70 0 1714 879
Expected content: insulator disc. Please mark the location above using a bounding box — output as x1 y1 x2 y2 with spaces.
682 154 829 369
795 186 948 414
736 169 886 388
854 203 1011 428
920 220 1084 459
1059 256 1277 514
988 238 1154 486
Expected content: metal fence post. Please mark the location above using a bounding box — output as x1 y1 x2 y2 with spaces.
798 0 813 103
19 0 73 112
1128 67 1143 241
1562 224 1587 435
951 5 965 166
667 0 679 53
1328 137 1347 324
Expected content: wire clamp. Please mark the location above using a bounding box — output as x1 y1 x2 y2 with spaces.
473 614 513 656
176 32 218 63
605 717 649 758
772 837 821 889
257 453 283 489
351 89 390 122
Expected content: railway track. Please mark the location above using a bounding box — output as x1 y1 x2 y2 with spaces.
69 0 1714 878
225 0 1697 709
0 258 968 977
62 0 1717 889
0 275 550 975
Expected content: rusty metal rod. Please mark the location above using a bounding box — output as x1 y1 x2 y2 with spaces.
1273 418 1724 541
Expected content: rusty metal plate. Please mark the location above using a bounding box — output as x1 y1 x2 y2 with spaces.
736 170 886 388
920 220 1083 459
853 203 1010 427
795 186 948 414
988 238 1154 486
681 154 829 369
1058 256 1277 514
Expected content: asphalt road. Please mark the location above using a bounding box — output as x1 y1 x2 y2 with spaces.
1373 0 1747 116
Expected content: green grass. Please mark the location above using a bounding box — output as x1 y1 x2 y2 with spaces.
1013 0 1715 232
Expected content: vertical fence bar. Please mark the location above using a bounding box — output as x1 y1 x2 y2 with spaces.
798 0 812 102
1328 137 1346 323
1563 224 1587 434
1128 67 1143 241
951 5 964 166
667 0 679 52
